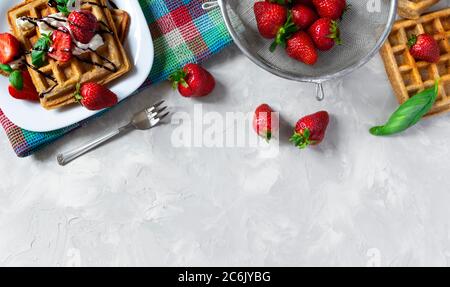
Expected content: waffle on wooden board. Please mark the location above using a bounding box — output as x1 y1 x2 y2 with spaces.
380 8 450 116
398 0 440 19
7 0 131 110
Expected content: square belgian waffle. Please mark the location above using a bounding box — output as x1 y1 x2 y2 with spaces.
111 9 130 43
380 8 450 116
398 0 440 19
7 0 131 110
0 2 129 78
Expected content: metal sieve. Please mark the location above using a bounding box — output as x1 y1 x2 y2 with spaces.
203 0 398 100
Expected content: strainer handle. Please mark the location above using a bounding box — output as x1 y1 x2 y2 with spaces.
315 83 325 101
202 1 219 10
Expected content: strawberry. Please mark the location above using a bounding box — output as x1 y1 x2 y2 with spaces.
408 33 440 63
8 71 39 102
286 31 318 65
75 82 118 110
48 27 73 62
169 63 216 97
312 0 346 20
290 111 329 149
308 18 341 51
68 10 98 44
0 33 21 64
292 4 318 30
254 1 288 39
253 104 278 141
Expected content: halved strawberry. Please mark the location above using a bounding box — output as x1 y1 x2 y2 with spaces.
8 71 39 102
68 10 98 44
48 27 73 62
0 33 21 64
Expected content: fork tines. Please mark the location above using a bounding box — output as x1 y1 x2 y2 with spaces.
147 100 169 122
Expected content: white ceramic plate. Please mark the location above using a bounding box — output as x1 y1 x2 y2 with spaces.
0 0 153 132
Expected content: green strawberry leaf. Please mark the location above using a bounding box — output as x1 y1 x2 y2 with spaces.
9 70 23 90
370 80 439 136
289 128 312 149
270 11 298 52
169 70 188 89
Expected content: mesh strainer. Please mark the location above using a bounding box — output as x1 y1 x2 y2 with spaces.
203 0 398 100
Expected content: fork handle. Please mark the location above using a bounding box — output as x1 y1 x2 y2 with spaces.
57 124 133 166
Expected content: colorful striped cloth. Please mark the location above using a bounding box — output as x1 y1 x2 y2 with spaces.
0 0 232 157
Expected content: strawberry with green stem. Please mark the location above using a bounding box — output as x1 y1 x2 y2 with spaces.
290 111 329 149
169 63 216 97
74 82 118 110
407 33 440 63
308 18 341 51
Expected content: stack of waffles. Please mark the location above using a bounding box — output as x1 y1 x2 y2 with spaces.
7 0 131 110
381 8 450 116
398 0 440 19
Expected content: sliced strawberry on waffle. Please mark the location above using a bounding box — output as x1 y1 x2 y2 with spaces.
68 10 99 44
0 33 21 65
8 71 39 102
48 27 73 63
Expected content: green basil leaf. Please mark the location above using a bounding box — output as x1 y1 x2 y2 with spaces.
34 34 51 51
0 63 13 74
31 35 51 68
55 0 70 15
58 5 70 15
9 70 23 90
31 51 46 67
370 81 439 136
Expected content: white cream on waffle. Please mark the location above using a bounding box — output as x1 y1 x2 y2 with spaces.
15 12 105 55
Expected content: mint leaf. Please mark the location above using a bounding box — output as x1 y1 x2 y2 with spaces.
58 5 70 15
370 80 439 136
9 70 23 90
31 34 51 67
55 0 70 15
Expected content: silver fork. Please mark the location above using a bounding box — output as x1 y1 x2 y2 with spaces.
57 100 169 166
